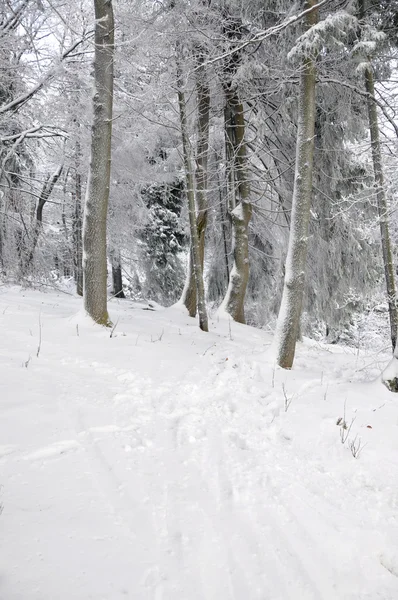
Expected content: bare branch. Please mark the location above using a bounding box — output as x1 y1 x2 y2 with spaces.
319 77 398 140
0 125 68 143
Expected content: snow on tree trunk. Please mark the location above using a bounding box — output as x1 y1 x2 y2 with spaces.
363 61 398 353
83 0 114 325
180 55 210 318
274 1 318 369
218 89 252 324
176 55 208 333
73 140 83 297
180 250 197 317
359 0 398 387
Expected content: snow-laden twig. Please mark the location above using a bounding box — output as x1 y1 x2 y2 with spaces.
36 313 42 358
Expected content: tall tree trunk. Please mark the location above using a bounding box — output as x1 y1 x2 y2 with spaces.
73 140 83 296
83 0 114 325
176 55 208 332
61 169 72 277
365 69 398 351
111 249 125 298
360 0 398 352
217 167 230 287
274 0 318 369
218 88 252 323
180 55 210 317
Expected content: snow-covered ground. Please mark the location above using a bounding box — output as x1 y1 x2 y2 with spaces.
1 286 398 600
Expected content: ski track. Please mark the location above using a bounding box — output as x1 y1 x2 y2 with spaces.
1 292 398 599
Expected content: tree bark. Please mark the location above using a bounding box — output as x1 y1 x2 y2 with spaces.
217 167 230 287
218 87 252 323
111 249 125 298
180 55 210 317
73 140 83 296
360 0 398 352
83 0 114 325
176 55 208 332
274 0 318 369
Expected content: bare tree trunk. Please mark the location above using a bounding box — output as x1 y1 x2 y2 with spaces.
73 140 83 296
180 55 210 317
25 163 63 270
217 168 230 286
176 55 208 332
61 169 72 277
274 0 318 369
365 69 398 351
83 0 114 325
111 249 125 298
218 88 252 323
359 0 398 352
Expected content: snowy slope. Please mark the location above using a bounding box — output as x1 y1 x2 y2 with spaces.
1 286 398 600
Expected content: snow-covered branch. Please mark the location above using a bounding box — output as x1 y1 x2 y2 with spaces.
198 0 333 69
0 34 93 115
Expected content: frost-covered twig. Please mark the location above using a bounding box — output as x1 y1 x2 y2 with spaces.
151 329 164 343
282 383 294 412
337 401 355 443
198 0 332 69
349 435 366 459
36 313 42 358
110 318 119 338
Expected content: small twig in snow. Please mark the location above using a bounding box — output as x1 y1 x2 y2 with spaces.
110 318 119 338
202 343 216 356
337 400 355 444
349 435 366 459
151 329 164 343
36 313 42 358
282 383 293 412
23 355 31 368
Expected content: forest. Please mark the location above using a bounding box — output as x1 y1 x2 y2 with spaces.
2 0 398 376
2 2 398 598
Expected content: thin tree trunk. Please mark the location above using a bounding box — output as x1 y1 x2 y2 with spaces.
111 249 125 298
359 0 398 352
25 163 63 270
180 55 210 317
219 88 252 323
365 69 398 351
61 169 72 277
73 140 83 296
181 249 197 317
274 0 318 369
83 0 114 325
217 169 230 286
176 55 208 332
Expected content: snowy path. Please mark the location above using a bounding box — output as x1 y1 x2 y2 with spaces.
1 288 398 599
